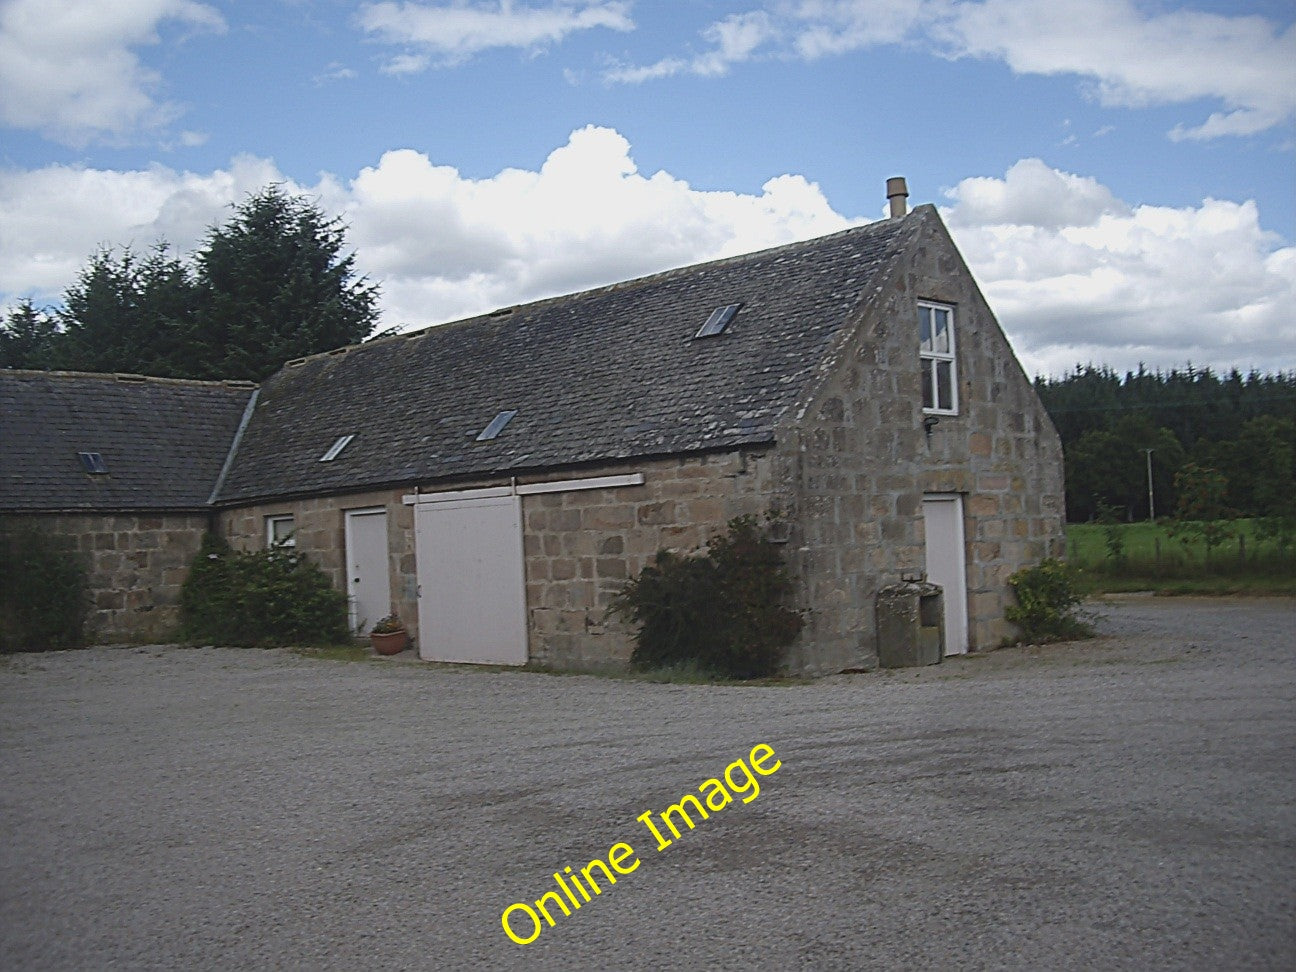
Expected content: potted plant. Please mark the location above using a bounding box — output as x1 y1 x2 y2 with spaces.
369 614 408 655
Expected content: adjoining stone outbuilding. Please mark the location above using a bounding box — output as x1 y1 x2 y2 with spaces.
0 371 255 642
1 191 1066 671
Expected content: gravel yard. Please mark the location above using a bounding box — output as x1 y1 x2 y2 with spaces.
2 596 1293 971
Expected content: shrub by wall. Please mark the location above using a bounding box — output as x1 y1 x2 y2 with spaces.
1005 558 1093 643
180 533 351 647
0 527 88 652
610 515 802 678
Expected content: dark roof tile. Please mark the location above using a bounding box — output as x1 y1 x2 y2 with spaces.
217 213 915 504
0 372 254 512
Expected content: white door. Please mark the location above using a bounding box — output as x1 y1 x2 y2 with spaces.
346 508 391 635
922 495 969 655
414 495 528 665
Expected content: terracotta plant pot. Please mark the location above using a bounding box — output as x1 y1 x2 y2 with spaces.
369 630 408 655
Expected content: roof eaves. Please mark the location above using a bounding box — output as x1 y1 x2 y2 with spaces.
211 436 779 509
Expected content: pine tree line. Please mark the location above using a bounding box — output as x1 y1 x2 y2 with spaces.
0 186 379 382
1035 366 1296 526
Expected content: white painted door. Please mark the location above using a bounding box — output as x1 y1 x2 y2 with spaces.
922 495 969 655
346 509 391 635
414 495 528 665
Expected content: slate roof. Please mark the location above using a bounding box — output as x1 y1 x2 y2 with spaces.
217 210 921 505
0 371 255 512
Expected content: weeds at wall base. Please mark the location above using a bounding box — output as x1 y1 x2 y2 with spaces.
0 528 89 653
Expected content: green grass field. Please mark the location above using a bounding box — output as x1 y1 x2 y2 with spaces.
1066 519 1296 595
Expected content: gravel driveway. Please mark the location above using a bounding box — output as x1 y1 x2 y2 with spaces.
2 597 1293 970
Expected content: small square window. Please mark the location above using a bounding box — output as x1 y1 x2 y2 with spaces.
695 304 740 339
78 452 108 474
319 434 355 462
918 301 958 415
475 410 517 441
266 515 296 548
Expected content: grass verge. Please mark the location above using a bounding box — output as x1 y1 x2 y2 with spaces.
1067 519 1296 596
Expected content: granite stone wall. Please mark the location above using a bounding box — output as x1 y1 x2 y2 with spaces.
519 452 776 669
220 487 418 636
775 212 1067 673
214 217 1064 674
0 512 209 643
217 451 777 669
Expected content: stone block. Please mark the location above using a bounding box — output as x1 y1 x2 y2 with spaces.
881 518 908 543
596 558 627 579
583 506 634 531
549 509 582 532
683 497 726 524
660 525 704 551
636 501 676 526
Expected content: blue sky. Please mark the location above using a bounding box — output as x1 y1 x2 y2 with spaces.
1 0 1293 376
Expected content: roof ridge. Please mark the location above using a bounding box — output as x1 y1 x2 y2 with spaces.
2 369 258 390
306 214 911 364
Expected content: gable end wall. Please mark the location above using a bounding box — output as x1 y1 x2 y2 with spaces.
778 209 1066 673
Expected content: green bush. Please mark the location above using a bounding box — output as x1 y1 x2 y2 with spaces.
0 528 89 652
1096 502 1127 568
1005 558 1094 643
609 515 802 679
180 533 351 647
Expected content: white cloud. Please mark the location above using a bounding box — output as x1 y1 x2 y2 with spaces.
790 0 929 57
945 158 1127 230
607 0 1296 140
358 0 633 70
605 11 777 83
0 0 225 145
314 62 360 84
341 125 853 322
0 127 853 328
3 134 1291 377
940 0 1296 142
941 161 1296 376
0 155 286 302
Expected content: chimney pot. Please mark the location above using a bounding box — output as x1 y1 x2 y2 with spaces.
886 176 909 218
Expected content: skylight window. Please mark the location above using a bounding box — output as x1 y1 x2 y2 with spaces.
476 410 517 441
695 304 740 339
319 434 355 462
78 452 108 474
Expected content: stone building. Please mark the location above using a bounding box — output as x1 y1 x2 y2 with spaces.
0 371 255 642
1 191 1065 670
